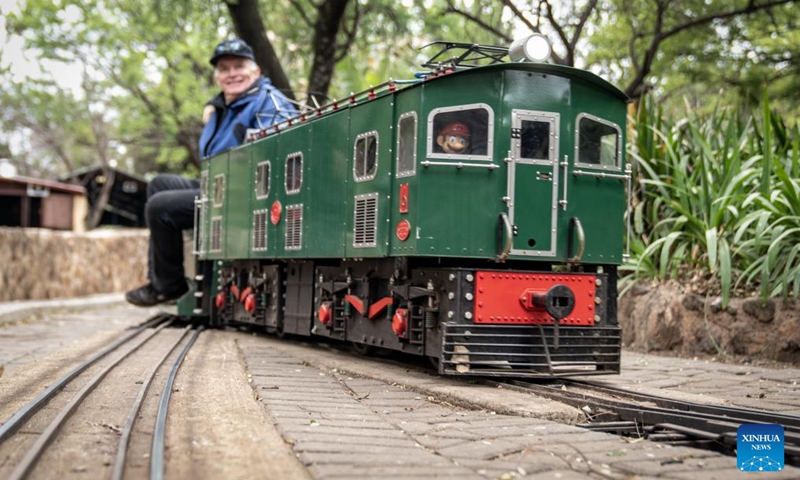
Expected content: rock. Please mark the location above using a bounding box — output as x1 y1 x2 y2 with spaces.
709 297 723 313
681 294 704 312
742 298 775 323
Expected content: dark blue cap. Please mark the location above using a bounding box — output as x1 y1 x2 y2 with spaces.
210 38 255 66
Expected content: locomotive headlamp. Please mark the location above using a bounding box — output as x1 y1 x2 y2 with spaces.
508 34 552 63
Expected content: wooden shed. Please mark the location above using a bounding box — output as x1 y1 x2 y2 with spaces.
64 166 148 228
0 176 88 232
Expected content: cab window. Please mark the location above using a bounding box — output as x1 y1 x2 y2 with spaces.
520 120 551 160
427 104 493 160
285 153 302 194
256 161 270 199
396 113 417 177
354 132 378 181
576 115 621 168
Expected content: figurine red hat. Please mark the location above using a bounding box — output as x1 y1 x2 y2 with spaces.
439 122 470 137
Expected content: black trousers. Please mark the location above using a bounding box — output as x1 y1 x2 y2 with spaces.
146 174 200 293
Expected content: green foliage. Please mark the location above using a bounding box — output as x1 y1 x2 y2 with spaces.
626 94 800 305
2 0 225 174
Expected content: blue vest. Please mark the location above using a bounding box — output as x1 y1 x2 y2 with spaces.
199 77 295 159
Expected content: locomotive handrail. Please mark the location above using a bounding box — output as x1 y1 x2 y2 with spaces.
421 160 500 170
573 169 630 180
192 196 205 256
496 213 513 262
568 217 585 263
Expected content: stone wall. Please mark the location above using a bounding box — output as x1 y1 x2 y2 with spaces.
619 283 800 363
0 227 148 301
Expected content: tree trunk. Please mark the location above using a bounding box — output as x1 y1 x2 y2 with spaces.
225 0 295 100
86 167 115 230
307 0 351 107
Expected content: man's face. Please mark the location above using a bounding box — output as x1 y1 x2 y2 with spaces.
214 56 260 102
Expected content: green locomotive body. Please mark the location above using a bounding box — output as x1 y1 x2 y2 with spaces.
183 53 628 377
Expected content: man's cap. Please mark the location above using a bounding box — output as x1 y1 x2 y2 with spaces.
210 38 255 66
440 122 471 137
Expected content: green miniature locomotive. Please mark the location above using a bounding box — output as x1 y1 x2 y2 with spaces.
181 36 629 377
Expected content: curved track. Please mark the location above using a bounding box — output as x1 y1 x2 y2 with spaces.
0 314 202 480
489 378 800 465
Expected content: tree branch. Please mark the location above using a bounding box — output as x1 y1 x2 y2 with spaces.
625 0 794 98
443 0 512 43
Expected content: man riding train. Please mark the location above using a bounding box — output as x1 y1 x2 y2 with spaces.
126 38 295 307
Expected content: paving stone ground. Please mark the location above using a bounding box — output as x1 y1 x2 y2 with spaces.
239 337 800 479
4 297 800 479
596 352 800 413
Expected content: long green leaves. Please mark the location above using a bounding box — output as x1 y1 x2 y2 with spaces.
624 94 800 306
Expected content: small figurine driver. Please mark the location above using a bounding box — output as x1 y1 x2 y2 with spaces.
436 122 470 154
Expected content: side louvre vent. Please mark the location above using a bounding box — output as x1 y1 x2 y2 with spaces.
211 216 223 252
252 209 268 251
285 204 302 251
354 193 378 248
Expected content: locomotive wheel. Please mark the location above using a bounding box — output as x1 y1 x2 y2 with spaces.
351 341 377 356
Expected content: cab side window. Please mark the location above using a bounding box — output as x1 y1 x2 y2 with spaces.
256 161 270 199
576 115 621 168
285 153 303 194
354 132 378 181
396 113 417 177
427 104 494 160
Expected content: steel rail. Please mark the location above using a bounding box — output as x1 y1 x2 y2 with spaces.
150 326 204 480
6 318 174 480
111 324 195 480
570 379 800 429
492 378 800 463
0 313 170 444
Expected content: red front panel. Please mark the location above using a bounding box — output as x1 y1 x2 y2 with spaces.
473 271 597 326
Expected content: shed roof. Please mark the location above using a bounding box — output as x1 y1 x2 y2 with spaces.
0 175 86 195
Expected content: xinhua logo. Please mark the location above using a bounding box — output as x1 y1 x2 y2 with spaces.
737 424 784 472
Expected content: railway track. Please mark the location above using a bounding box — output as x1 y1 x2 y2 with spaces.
0 314 202 480
486 377 800 465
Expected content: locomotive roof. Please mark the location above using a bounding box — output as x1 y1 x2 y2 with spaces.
467 62 629 102
247 61 627 142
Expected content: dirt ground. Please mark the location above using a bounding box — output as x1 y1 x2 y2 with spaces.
0 324 309 480
163 329 310 480
619 282 800 364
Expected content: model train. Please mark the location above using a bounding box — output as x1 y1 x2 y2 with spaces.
177 36 629 377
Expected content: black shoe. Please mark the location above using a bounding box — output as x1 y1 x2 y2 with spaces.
125 282 188 307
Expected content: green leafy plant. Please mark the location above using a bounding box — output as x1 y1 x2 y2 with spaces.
623 93 799 306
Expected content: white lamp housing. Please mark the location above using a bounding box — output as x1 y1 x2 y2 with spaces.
508 34 552 63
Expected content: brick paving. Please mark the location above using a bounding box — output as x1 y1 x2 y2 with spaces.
595 352 800 414
240 339 800 479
